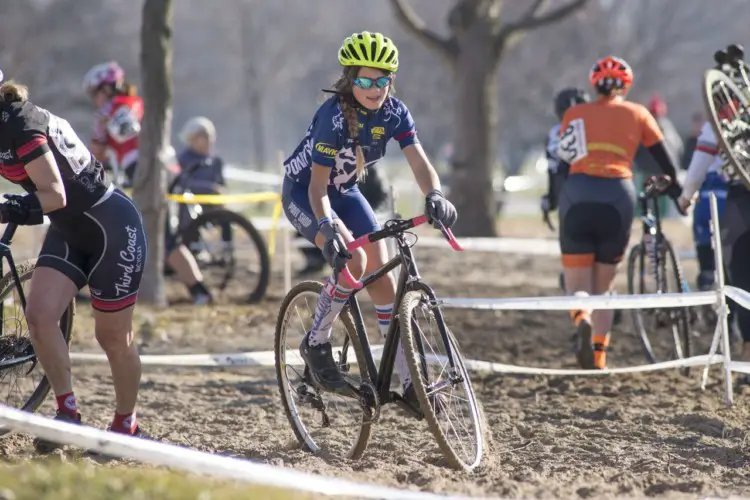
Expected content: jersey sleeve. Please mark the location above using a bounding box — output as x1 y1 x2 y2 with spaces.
310 103 343 168
391 99 418 149
695 121 719 155
639 106 665 147
213 157 226 185
11 106 51 165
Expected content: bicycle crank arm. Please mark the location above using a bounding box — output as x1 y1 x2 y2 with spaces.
388 391 424 420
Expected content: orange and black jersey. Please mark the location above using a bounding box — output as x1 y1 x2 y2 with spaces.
0 100 109 219
557 98 667 179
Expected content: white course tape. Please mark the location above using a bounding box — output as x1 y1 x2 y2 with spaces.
458 354 721 376
71 344 712 376
0 404 478 500
70 346 385 368
439 290 717 311
725 285 750 311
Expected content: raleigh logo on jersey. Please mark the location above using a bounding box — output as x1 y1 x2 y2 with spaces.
314 142 337 158
371 126 385 140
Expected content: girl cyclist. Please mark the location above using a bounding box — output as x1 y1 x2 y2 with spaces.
0 73 146 449
282 31 457 403
556 56 683 370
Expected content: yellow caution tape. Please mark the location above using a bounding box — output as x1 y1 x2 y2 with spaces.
166 192 281 205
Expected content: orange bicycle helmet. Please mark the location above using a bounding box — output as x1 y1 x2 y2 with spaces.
589 56 633 93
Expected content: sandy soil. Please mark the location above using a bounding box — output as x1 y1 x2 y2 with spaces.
2 217 749 499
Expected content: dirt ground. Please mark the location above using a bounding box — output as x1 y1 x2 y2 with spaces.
2 217 750 499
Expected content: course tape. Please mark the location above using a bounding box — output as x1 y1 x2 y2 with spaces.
0 404 481 500
439 290 717 311
70 344 717 376
167 192 280 205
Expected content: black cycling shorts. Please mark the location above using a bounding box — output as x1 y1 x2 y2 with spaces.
38 188 147 312
558 174 635 267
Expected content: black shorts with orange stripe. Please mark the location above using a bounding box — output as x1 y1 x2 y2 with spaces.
558 174 635 266
37 188 147 312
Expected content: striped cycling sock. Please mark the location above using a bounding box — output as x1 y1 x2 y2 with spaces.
308 277 352 346
376 303 412 388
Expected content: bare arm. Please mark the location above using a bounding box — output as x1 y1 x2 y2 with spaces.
25 152 66 211
308 163 333 222
403 143 441 195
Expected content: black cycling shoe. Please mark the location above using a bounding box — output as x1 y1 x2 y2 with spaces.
33 411 82 454
575 318 596 370
299 333 347 392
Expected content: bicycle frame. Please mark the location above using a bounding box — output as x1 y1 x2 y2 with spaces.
0 222 26 330
337 216 461 418
637 184 668 293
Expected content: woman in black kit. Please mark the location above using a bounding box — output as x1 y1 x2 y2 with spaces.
0 72 147 451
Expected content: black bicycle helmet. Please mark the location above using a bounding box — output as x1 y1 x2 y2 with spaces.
554 87 590 120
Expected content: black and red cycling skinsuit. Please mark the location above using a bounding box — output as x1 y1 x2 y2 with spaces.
0 100 147 312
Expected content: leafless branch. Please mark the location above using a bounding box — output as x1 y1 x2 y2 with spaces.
389 0 459 60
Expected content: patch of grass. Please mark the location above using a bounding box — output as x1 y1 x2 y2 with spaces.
0 459 321 500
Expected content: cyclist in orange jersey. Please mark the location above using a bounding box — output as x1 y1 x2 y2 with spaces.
556 56 685 370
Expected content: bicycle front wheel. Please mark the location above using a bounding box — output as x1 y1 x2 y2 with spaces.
0 259 75 437
398 288 484 471
627 240 691 373
703 68 750 191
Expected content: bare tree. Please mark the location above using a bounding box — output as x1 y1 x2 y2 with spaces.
391 0 588 236
132 0 173 306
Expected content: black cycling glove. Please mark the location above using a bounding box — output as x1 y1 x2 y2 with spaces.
425 190 458 229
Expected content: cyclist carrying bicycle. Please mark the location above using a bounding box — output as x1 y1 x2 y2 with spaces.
678 44 750 370
83 62 212 305
556 56 684 370
281 31 457 402
0 73 146 448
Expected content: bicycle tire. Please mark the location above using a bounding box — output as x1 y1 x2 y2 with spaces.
180 209 270 303
0 259 75 437
627 240 692 375
702 68 750 192
398 288 484 471
274 280 372 460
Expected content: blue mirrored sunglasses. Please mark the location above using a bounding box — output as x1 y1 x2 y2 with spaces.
352 76 392 90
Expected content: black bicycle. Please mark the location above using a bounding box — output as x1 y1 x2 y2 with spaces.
626 175 693 373
703 46 750 192
274 215 485 471
167 165 271 303
0 221 75 436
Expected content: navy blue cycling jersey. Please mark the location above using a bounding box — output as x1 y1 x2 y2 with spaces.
283 95 418 192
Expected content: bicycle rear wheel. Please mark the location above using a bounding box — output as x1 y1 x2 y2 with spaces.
274 280 373 460
180 209 270 303
627 239 692 374
0 259 75 437
703 68 750 191
398 288 484 471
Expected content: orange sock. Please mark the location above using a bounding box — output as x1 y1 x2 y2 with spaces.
570 309 591 327
592 333 610 369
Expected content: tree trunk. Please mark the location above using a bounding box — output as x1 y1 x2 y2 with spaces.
132 0 173 307
450 33 498 237
248 88 266 169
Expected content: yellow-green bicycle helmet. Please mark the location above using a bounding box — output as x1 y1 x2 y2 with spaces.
338 31 399 73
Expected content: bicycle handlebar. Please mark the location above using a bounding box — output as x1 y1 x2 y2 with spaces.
641 175 672 199
336 214 463 290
